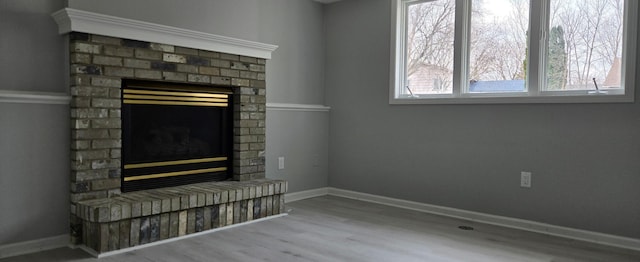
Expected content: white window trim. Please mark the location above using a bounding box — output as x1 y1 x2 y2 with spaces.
390 0 638 104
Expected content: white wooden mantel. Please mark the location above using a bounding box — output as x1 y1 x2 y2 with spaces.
51 8 278 59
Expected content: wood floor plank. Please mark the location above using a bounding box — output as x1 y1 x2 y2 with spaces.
2 195 639 262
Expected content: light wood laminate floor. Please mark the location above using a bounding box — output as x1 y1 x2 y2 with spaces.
2 195 640 262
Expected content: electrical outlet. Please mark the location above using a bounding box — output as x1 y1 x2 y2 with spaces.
520 171 532 188
278 156 285 170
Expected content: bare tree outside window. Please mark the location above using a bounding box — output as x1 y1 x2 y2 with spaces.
548 0 625 90
469 0 530 92
404 0 625 94
406 0 456 94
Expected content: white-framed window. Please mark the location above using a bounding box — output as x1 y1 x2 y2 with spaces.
390 0 638 104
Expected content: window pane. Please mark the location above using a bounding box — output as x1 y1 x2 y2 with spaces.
405 0 456 95
469 0 530 93
547 0 625 90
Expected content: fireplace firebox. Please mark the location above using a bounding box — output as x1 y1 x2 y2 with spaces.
121 80 233 192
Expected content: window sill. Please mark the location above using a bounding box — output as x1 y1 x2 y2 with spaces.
390 92 635 105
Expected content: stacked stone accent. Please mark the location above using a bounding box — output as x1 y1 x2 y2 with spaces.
67 32 274 253
76 180 286 253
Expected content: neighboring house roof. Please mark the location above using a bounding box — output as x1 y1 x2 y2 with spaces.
469 80 525 92
603 57 621 87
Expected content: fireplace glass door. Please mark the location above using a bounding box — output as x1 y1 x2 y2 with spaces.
121 80 233 192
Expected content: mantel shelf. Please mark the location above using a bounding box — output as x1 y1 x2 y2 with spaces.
52 8 278 59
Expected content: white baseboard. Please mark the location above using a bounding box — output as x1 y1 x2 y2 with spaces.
0 234 68 259
285 187 329 203
286 187 640 252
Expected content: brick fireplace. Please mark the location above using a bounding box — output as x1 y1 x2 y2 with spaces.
53 8 286 255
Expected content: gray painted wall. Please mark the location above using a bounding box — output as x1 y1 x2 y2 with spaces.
324 0 640 239
267 110 329 192
1 0 329 246
0 104 70 245
0 0 70 245
0 0 67 92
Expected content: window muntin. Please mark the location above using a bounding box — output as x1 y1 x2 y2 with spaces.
391 0 636 104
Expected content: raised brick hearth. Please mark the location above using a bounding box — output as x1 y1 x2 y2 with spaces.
66 31 284 255
77 179 286 253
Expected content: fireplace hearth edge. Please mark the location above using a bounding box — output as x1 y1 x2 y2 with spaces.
76 179 287 254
